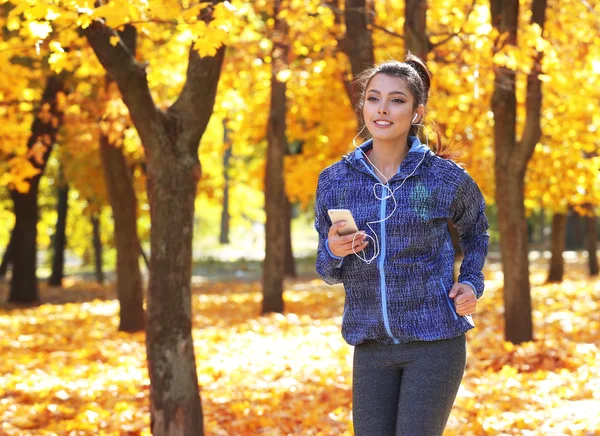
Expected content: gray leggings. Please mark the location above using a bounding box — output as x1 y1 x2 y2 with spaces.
352 334 466 436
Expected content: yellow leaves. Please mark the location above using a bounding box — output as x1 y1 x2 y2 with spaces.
1 259 600 434
474 22 493 35
538 74 552 82
213 1 236 21
27 20 52 39
193 36 220 58
149 1 183 22
6 16 21 31
312 60 327 74
180 3 208 21
522 23 545 51
49 41 64 53
23 3 51 21
77 13 92 30
188 2 237 57
1 157 41 193
48 52 68 73
21 88 37 101
109 35 120 46
275 69 292 82
92 3 131 28
493 44 531 73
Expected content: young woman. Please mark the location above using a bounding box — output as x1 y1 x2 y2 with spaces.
314 54 489 436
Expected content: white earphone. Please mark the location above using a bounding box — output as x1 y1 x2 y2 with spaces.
349 119 429 264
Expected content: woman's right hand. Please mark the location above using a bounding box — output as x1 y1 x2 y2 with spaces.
327 222 369 257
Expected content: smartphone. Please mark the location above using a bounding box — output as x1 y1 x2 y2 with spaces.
327 209 359 236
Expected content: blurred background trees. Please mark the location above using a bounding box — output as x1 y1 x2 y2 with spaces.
0 1 598 429
1 0 599 327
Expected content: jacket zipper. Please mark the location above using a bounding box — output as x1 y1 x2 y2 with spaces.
379 186 400 344
359 160 401 343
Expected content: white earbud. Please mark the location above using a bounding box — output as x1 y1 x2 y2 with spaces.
412 113 419 124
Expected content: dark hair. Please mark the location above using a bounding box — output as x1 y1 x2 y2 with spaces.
353 52 464 161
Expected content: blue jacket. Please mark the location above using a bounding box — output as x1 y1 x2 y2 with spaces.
314 136 489 346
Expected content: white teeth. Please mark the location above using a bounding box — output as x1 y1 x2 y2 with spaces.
374 120 392 126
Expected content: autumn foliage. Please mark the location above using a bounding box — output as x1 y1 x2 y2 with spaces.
0 0 599 434
1 0 598 213
1 256 599 435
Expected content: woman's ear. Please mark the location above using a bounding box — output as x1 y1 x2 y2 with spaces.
412 105 425 124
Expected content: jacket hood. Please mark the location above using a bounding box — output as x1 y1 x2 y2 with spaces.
343 136 433 181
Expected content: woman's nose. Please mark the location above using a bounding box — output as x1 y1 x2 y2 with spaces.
378 105 388 114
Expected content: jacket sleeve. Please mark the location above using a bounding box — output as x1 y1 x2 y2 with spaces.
449 173 489 299
314 172 344 285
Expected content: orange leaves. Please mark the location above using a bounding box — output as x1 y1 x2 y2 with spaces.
0 286 150 434
26 139 47 165
1 256 599 434
1 157 41 193
451 260 600 435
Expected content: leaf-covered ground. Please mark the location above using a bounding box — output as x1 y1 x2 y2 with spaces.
1 256 599 436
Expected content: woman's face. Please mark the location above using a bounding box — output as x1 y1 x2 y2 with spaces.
363 74 419 144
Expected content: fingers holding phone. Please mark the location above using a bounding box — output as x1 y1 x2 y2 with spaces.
327 218 369 258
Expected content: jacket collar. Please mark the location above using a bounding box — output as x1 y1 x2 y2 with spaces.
344 136 432 182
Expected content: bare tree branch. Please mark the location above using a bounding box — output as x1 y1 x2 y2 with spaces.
82 18 162 154
169 1 227 156
516 0 547 170
371 23 404 39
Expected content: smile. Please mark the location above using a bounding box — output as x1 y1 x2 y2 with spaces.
373 120 393 127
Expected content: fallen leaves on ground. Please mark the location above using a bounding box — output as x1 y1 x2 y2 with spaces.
0 259 599 435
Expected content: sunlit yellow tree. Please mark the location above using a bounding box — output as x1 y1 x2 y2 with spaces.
3 0 237 433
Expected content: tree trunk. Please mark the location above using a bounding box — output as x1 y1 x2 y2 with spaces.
220 119 232 245
0 228 15 278
404 0 428 59
585 211 598 276
9 182 40 303
262 0 289 314
83 4 225 432
490 0 547 344
547 212 566 283
8 74 65 304
147 154 205 434
49 181 69 286
496 172 533 342
284 196 296 277
100 133 145 331
341 0 375 112
91 214 104 285
566 207 584 249
99 24 145 333
539 207 545 243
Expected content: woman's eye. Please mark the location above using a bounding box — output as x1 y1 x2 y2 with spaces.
367 96 378 101
392 99 405 103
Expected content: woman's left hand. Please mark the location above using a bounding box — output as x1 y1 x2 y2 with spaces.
448 283 477 316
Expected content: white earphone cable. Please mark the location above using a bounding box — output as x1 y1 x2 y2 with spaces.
349 119 429 264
